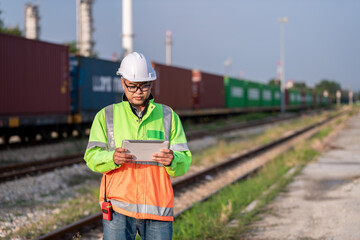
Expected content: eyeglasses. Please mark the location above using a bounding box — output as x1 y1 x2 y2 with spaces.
123 81 151 93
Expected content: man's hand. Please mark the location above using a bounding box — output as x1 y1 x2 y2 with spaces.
113 148 133 165
152 149 174 166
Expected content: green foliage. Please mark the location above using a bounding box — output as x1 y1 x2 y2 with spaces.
0 10 23 36
64 41 78 54
268 78 280 86
314 79 341 99
292 81 311 91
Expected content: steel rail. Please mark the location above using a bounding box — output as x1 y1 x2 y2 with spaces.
34 110 347 240
0 113 298 183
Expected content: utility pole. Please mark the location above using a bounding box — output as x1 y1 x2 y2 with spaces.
278 17 288 113
165 30 172 66
122 0 133 58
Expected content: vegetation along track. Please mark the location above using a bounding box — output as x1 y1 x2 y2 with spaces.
34 110 348 240
0 114 297 183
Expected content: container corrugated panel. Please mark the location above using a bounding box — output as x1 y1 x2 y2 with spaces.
224 77 247 108
291 89 301 106
246 81 261 107
0 33 70 116
306 92 313 106
195 71 225 109
271 86 281 107
152 63 193 110
72 56 124 119
261 84 273 107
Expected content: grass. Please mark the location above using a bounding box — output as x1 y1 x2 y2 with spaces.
182 112 275 132
190 111 330 166
6 107 355 239
8 187 100 239
172 111 350 240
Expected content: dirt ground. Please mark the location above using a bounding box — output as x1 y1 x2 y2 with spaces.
243 112 360 240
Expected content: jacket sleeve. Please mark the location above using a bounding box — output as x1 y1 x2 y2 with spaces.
83 109 118 173
165 110 192 177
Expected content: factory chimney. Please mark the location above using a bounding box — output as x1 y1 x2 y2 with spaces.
76 0 95 57
24 3 40 40
165 30 172 66
122 0 133 58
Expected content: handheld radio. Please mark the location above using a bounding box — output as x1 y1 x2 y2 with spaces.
102 175 113 221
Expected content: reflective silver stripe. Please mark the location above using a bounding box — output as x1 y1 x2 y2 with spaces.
170 142 189 152
105 105 116 151
86 141 108 150
110 199 173 217
129 161 163 166
162 105 172 141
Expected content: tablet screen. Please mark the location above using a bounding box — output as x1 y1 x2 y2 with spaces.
122 140 169 161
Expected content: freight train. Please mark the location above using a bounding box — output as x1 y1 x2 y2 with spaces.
0 33 328 144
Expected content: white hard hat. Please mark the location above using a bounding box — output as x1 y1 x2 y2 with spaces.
116 52 157 82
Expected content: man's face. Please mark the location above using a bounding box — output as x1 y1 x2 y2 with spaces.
121 78 153 108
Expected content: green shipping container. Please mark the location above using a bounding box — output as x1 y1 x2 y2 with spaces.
271 86 281 107
224 77 247 108
246 81 261 107
289 89 301 106
306 92 313 106
261 84 273 107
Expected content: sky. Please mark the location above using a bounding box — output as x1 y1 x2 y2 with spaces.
1 0 359 92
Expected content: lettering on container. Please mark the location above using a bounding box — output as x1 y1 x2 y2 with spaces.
113 77 124 93
92 76 124 93
248 88 259 100
263 90 271 101
231 87 243 98
93 76 112 92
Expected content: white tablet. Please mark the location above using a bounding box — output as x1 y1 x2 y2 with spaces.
122 140 169 161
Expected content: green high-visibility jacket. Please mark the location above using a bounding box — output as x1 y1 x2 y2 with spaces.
84 98 192 177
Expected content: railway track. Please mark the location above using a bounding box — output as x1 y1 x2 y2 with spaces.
34 110 348 240
0 113 298 183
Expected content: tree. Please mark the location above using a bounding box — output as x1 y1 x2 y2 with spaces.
268 78 280 86
292 82 311 92
64 41 79 54
314 79 341 99
0 9 23 36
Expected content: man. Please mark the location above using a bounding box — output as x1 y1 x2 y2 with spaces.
84 52 192 240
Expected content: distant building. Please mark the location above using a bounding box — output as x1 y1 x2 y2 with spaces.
24 3 40 40
76 0 95 56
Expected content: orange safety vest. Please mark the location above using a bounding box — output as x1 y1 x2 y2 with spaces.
99 103 175 221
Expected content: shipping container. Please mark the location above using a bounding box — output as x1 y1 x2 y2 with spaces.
224 77 247 108
285 89 301 107
261 84 273 107
0 33 70 118
152 63 193 110
192 70 225 109
305 91 313 106
246 81 261 107
271 86 281 107
70 56 124 123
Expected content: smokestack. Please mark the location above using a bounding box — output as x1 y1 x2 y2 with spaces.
24 3 40 40
76 0 95 57
122 0 133 58
166 30 172 66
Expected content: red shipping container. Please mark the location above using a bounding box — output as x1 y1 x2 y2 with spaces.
193 70 225 109
151 63 192 110
0 33 70 116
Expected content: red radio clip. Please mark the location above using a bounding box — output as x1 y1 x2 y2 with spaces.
102 201 113 221
102 175 112 221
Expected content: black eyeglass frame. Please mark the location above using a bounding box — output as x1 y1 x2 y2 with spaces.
123 81 152 93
